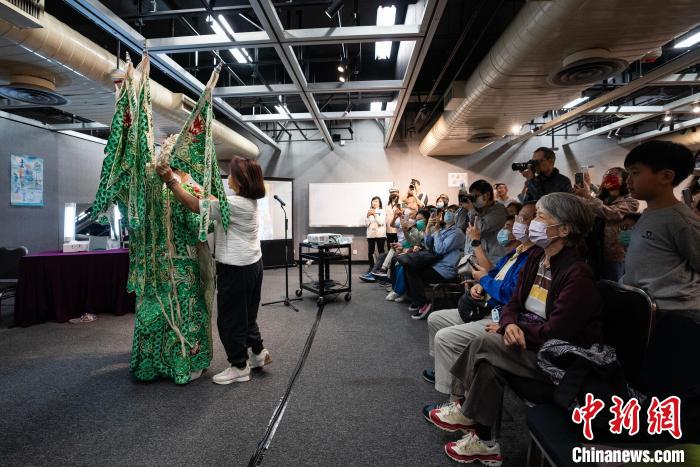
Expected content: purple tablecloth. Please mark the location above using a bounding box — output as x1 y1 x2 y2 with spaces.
14 248 135 326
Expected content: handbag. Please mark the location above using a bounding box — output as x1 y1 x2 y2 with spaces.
457 293 490 323
396 249 441 271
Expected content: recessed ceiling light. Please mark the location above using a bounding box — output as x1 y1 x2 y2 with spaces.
693 103 700 113
370 102 383 112
375 5 396 60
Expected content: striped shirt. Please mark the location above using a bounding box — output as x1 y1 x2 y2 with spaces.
524 258 551 319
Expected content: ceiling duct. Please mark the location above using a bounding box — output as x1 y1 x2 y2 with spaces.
467 128 498 144
419 0 700 157
0 12 259 159
0 73 68 105
548 48 628 87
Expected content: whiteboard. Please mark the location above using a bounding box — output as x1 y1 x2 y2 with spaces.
223 177 293 240
309 182 394 227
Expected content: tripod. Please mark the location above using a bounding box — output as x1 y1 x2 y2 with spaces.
262 198 301 312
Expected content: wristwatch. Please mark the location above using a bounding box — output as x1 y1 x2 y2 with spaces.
471 239 481 247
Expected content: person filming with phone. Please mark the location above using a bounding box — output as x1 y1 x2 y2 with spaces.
516 147 572 203
464 180 508 266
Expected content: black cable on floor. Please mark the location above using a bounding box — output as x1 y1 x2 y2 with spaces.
247 302 326 467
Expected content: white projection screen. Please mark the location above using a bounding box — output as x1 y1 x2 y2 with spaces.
309 182 394 227
223 177 293 240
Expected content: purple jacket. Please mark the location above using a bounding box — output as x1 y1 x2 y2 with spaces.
498 245 602 351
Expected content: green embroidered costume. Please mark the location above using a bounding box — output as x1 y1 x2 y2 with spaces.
93 55 229 384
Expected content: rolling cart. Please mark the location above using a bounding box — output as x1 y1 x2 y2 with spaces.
296 241 352 305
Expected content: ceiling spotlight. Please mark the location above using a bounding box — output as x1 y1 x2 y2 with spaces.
337 64 345 73
663 112 672 122
693 103 700 113
338 75 346 83
510 124 520 135
325 0 344 19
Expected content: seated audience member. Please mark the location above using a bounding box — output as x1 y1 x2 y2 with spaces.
518 147 573 203
493 183 518 207
505 201 522 218
425 193 600 465
405 205 466 320
622 141 700 434
381 209 429 298
464 180 508 266
616 212 641 251
423 203 537 395
574 167 639 281
360 196 386 282
684 172 700 217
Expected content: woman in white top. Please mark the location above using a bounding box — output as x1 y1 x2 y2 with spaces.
363 196 386 275
157 156 271 385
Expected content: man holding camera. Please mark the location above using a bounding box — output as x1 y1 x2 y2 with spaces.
516 147 572 203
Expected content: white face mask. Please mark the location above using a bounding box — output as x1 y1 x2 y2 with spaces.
528 220 562 248
512 221 529 243
436 202 445 209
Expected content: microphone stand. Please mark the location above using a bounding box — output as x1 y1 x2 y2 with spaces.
261 202 301 311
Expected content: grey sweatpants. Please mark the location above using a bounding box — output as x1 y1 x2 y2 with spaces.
427 308 493 395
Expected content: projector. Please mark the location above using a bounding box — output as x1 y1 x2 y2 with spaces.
62 241 89 253
307 233 342 244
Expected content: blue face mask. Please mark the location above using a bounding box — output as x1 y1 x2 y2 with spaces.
443 211 455 224
497 229 512 246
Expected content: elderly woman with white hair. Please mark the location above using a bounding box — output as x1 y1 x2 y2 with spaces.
423 192 603 465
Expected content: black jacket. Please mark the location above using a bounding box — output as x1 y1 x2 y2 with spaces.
520 168 572 203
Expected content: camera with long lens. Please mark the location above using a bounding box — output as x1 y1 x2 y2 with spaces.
511 159 539 172
458 192 476 204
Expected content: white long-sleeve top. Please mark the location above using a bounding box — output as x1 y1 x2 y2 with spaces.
200 195 262 266
365 208 386 238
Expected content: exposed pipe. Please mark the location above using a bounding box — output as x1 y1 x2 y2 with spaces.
0 12 260 157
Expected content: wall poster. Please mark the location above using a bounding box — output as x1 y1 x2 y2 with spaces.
11 155 44 206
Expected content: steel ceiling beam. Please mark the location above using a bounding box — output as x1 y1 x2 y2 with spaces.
503 47 700 148
282 24 422 46
564 91 700 146
61 0 280 153
619 116 700 145
249 0 334 149
147 31 272 53
213 83 299 98
49 122 109 130
652 73 700 86
242 110 395 122
146 24 422 53
587 106 664 115
211 80 405 98
384 0 448 148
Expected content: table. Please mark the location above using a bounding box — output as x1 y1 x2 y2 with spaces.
296 242 352 305
13 249 135 326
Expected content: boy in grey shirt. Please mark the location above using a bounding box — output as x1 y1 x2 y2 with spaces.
623 141 700 313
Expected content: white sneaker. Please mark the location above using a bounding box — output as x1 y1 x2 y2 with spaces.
427 400 476 432
394 295 406 303
386 291 399 301
444 432 503 465
247 348 272 369
212 364 251 385
385 285 393 292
